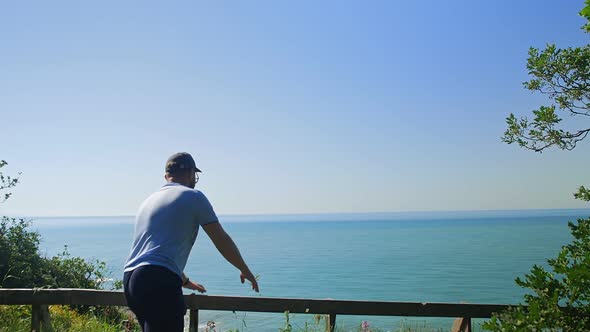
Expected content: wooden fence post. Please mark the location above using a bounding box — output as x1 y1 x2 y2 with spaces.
189 309 199 332
328 313 336 332
40 305 53 332
31 305 53 332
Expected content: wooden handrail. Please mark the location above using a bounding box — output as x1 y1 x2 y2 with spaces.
0 288 509 317
187 294 508 318
0 288 512 331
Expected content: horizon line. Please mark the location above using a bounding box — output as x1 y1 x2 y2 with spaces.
18 207 590 219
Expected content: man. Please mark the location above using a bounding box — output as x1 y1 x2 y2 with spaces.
123 152 259 332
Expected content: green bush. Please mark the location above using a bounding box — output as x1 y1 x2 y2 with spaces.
483 217 590 331
0 217 110 290
42 245 109 290
0 217 45 288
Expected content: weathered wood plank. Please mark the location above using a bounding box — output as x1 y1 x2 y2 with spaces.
0 289 127 306
1 289 512 318
186 295 509 318
329 313 336 332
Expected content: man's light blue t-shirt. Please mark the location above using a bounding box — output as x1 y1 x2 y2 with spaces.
124 182 218 277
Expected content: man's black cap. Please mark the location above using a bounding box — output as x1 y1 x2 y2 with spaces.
165 152 201 173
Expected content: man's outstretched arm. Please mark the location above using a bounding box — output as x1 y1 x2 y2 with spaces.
202 222 259 292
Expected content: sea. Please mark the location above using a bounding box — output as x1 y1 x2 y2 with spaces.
28 209 590 331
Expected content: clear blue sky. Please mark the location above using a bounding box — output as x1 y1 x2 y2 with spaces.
1 0 589 216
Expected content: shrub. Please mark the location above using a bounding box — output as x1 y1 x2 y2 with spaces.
483 217 590 331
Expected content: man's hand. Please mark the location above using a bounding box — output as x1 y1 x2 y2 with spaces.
183 280 207 293
240 270 259 292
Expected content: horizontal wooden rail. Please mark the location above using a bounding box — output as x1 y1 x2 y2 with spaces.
0 289 127 306
186 294 508 318
0 288 510 318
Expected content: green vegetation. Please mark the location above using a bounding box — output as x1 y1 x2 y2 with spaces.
483 1 590 331
502 3 590 156
0 159 139 331
0 304 137 332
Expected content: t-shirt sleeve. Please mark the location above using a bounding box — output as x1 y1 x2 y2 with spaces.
193 191 219 225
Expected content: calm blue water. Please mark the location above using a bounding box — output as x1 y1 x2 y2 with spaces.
31 209 590 331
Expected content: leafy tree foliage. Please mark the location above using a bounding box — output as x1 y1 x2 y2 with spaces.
484 2 590 330
502 6 590 153
0 160 19 203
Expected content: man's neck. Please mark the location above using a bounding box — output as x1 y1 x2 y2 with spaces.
168 179 192 188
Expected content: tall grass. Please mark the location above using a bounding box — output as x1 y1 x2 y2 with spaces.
0 305 140 332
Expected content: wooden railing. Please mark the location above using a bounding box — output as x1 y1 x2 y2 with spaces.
0 288 513 332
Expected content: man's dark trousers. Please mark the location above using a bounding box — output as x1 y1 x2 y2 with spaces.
124 265 186 332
